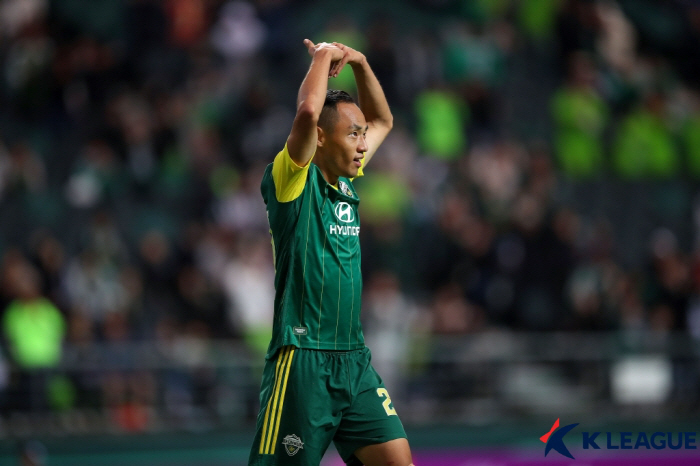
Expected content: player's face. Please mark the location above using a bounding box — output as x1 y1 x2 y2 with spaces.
324 103 368 179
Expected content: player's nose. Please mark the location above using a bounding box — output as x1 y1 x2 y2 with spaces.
358 136 368 153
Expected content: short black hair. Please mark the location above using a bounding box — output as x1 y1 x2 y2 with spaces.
318 89 356 132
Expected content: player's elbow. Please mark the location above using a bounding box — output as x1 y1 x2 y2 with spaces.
384 114 394 131
295 102 319 125
377 114 393 133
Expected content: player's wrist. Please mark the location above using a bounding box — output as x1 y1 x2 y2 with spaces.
350 54 367 68
312 48 335 61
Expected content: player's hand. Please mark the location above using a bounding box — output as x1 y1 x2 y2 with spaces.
304 39 344 72
328 42 365 78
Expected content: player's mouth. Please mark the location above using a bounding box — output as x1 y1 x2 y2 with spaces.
353 158 362 167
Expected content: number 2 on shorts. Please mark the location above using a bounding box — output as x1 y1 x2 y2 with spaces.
376 388 397 416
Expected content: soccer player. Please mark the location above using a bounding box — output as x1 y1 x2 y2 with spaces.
248 40 414 466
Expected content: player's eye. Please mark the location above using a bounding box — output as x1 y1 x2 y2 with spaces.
351 132 358 137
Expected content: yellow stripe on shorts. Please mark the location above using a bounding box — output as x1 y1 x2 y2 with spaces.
259 346 295 455
259 346 287 454
270 347 294 454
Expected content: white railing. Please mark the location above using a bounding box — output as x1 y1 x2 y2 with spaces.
1 331 698 437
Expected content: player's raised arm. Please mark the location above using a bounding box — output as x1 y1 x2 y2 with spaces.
286 40 345 167
331 42 393 166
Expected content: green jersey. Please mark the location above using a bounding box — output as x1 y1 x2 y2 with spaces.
261 146 365 358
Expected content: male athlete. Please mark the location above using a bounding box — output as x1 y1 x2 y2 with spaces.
248 39 414 466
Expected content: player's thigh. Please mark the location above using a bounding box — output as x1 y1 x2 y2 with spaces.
248 347 338 465
333 357 407 465
353 438 413 466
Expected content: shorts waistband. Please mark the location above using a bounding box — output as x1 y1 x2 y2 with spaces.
293 346 367 356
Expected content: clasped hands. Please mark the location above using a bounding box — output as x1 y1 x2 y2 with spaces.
304 39 365 78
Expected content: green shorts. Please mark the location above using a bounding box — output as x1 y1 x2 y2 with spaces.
248 345 407 466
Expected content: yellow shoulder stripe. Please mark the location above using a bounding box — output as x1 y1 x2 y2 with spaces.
272 144 314 202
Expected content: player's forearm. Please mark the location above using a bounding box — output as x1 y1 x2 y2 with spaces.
287 48 335 167
351 57 393 130
296 50 334 119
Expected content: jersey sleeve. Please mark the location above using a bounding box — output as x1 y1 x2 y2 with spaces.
271 143 315 202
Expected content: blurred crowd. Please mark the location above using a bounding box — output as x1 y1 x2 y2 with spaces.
1 0 700 422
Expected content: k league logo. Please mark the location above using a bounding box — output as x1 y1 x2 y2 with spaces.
540 418 700 460
541 418 579 459
334 202 354 223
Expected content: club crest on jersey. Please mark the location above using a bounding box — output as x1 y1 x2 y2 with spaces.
282 434 304 456
339 180 353 197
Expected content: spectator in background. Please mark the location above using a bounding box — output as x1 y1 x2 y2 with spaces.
213 167 269 234
210 0 267 95
137 229 180 328
646 228 691 332
1 1 53 119
0 348 8 410
315 17 365 93
0 140 8 198
362 271 421 397
64 139 122 210
0 0 47 40
687 246 700 340
165 0 208 49
220 235 273 356
595 0 636 76
235 83 295 168
509 194 575 330
466 141 526 223
551 51 608 178
517 0 561 44
613 91 678 179
101 311 157 433
63 249 126 324
118 93 161 189
0 142 46 201
415 88 468 161
555 0 600 73
1 252 66 411
680 90 700 178
364 15 399 106
441 19 509 134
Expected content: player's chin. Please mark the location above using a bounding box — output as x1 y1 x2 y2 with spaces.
344 166 359 178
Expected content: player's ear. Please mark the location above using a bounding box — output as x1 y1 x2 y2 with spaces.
316 126 325 148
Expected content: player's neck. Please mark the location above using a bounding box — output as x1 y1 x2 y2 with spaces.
321 171 339 187
315 157 339 187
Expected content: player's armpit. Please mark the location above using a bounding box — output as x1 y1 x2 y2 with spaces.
272 143 315 202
